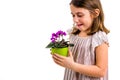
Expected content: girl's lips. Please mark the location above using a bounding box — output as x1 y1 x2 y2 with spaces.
77 24 83 27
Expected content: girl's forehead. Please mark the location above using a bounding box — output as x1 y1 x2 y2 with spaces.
70 5 90 14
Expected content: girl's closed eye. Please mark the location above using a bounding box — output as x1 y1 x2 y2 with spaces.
77 13 84 17
71 14 83 18
71 13 84 18
77 14 84 17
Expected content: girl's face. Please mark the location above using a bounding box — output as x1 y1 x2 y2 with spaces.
70 4 94 33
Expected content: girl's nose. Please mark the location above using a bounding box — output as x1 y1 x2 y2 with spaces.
73 16 79 23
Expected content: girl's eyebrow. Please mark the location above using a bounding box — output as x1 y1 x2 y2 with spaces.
71 12 83 15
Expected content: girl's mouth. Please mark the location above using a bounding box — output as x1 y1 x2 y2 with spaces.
77 24 83 28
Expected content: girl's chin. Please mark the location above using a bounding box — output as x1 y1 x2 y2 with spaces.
76 26 83 29
76 26 86 31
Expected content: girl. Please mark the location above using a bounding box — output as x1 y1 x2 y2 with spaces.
52 0 110 80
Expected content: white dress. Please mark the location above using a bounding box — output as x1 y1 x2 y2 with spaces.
64 31 109 80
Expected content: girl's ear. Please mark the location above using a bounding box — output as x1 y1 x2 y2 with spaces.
94 9 100 18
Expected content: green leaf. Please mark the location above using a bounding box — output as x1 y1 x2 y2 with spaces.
69 43 74 47
46 42 55 48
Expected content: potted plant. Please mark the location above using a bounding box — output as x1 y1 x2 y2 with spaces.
46 30 74 56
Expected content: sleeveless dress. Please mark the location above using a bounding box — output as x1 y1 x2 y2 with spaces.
64 31 109 80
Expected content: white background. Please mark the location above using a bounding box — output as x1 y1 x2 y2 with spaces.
0 0 119 80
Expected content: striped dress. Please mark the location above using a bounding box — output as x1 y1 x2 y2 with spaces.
64 31 108 80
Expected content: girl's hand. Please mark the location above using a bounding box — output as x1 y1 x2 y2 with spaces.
52 49 75 69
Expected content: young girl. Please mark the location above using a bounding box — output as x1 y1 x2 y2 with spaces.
52 0 110 80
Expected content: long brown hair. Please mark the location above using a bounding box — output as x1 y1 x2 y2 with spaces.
70 0 110 35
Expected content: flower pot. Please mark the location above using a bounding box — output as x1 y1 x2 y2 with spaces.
51 47 68 56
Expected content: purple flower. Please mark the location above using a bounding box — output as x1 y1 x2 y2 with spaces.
50 37 55 42
46 30 74 48
63 32 66 36
50 30 67 43
51 33 57 38
56 30 66 36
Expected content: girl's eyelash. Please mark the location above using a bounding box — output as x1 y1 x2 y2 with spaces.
72 15 75 17
71 14 75 17
71 14 83 17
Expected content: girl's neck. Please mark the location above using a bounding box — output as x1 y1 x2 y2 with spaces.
78 31 88 37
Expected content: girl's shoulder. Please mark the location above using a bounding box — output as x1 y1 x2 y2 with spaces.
92 31 109 47
92 30 108 38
